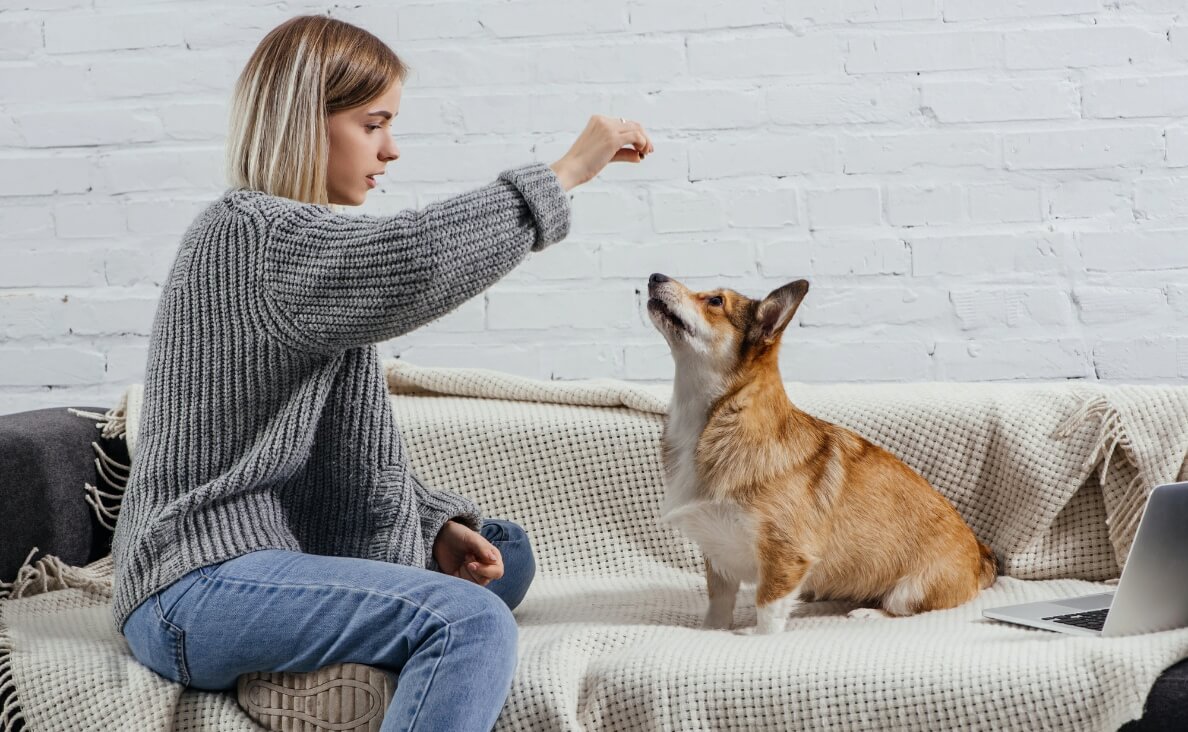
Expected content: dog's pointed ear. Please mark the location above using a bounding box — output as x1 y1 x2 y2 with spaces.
753 280 809 344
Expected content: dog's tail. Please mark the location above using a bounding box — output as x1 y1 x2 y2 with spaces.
977 541 999 589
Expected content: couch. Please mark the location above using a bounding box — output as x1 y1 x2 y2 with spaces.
2 370 1187 730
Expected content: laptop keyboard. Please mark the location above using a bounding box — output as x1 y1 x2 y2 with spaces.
1043 608 1109 631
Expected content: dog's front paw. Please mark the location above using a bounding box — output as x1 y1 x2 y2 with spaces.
727 622 784 636
847 607 891 620
702 612 733 630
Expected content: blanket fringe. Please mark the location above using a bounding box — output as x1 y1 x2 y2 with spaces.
1108 472 1148 567
0 551 27 732
83 441 130 531
67 390 128 442
0 550 37 602
1 612 25 732
0 549 116 731
1053 393 1132 487
1053 392 1149 567
69 399 132 530
0 548 110 602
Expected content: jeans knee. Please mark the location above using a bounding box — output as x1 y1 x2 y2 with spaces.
476 585 518 646
497 607 518 658
487 596 519 679
448 583 518 677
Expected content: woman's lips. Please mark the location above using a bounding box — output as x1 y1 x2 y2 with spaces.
365 175 377 189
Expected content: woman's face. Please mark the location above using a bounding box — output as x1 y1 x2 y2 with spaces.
326 80 402 206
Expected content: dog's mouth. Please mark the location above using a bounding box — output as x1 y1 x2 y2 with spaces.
647 297 690 335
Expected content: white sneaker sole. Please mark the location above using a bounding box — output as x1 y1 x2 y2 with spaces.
236 662 395 732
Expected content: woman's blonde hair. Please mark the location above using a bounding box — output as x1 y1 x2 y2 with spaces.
225 15 407 205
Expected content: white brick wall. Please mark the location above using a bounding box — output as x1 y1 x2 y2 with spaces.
3 0 1188 414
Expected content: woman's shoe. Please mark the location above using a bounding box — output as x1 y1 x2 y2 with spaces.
236 662 395 732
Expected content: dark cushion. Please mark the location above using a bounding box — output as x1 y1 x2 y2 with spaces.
1122 658 1188 730
0 406 125 584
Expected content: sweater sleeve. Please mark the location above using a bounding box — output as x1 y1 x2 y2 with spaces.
257 162 570 353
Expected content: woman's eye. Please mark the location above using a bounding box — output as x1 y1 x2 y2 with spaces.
366 125 381 131
707 296 723 307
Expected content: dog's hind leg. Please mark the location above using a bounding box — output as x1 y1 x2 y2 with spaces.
881 559 978 616
847 607 893 620
881 573 928 616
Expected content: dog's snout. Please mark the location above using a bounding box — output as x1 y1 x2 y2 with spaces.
649 273 669 286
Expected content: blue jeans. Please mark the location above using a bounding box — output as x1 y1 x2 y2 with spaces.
123 519 535 732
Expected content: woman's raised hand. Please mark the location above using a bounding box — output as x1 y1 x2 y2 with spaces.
550 115 654 192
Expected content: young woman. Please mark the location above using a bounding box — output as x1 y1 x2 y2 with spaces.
113 14 652 732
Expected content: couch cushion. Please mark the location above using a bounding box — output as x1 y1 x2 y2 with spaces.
0 406 126 583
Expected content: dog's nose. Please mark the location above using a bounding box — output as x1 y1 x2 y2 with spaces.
649 273 669 286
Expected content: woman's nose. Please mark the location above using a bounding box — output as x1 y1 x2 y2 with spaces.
381 140 400 163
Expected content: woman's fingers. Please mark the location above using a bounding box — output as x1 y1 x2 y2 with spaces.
618 120 653 155
463 532 500 564
463 563 492 585
467 559 503 582
455 553 501 585
453 552 489 583
458 565 489 586
618 127 650 157
612 147 643 163
470 546 504 580
460 532 504 584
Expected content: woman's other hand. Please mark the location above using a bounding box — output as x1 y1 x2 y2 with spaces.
432 519 505 586
550 115 654 191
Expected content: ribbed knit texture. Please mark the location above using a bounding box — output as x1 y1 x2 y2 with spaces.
109 161 571 633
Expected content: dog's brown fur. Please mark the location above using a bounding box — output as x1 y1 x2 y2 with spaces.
647 274 997 633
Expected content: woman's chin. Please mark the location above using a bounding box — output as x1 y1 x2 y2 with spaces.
328 190 366 207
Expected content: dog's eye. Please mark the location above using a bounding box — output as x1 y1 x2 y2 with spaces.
707 296 723 307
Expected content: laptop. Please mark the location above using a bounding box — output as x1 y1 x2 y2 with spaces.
983 481 1188 637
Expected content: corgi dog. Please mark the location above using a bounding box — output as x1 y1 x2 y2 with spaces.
646 273 997 634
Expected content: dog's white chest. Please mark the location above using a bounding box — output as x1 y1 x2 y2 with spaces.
660 375 757 583
665 500 759 584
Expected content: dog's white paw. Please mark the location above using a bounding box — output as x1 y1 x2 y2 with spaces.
734 622 787 636
701 616 733 631
847 607 891 620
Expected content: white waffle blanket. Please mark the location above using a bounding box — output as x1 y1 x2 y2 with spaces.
4 362 1188 731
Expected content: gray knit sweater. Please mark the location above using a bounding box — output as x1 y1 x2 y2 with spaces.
110 161 570 633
